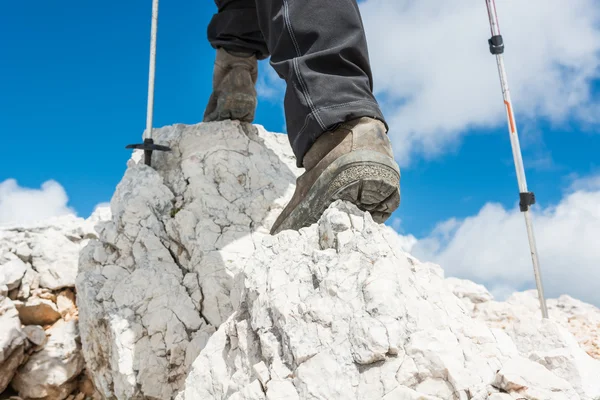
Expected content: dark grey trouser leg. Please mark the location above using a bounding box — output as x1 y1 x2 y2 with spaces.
208 0 387 167
207 0 270 59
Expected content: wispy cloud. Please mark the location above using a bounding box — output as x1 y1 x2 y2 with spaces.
402 173 600 306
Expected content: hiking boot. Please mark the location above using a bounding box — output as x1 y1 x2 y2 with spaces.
203 48 258 123
270 117 401 235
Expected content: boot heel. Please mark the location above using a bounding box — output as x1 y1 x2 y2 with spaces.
215 93 257 122
329 163 400 223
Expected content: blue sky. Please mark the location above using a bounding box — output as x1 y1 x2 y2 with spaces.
1 0 600 305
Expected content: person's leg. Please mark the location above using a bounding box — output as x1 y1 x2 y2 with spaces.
204 0 401 233
254 0 387 168
207 0 269 59
204 0 266 122
249 0 400 234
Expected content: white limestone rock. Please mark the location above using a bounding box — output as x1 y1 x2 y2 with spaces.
446 278 600 361
444 277 494 312
29 233 81 289
447 277 600 399
509 318 600 399
11 319 86 400
76 121 302 399
23 324 48 347
471 290 600 361
0 294 27 392
0 205 110 397
14 241 32 262
493 358 577 399
180 200 594 400
86 205 112 227
74 120 599 400
0 258 27 291
0 206 110 292
16 261 40 299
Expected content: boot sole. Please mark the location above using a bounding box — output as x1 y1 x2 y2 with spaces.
271 150 400 234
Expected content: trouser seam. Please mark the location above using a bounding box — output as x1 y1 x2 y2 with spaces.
283 0 326 131
316 99 380 111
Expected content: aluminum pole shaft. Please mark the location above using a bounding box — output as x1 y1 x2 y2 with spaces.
485 0 549 319
145 0 159 140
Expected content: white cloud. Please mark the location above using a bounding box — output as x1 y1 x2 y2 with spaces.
569 173 600 191
405 174 600 307
359 0 600 165
0 179 76 226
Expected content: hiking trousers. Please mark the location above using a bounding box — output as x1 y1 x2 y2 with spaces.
207 0 387 167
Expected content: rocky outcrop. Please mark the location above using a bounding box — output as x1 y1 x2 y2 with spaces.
0 207 109 399
74 120 600 400
180 200 599 400
76 121 300 399
447 278 600 399
468 286 600 361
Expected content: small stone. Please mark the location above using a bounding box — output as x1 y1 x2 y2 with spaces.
12 319 85 400
56 289 78 321
493 358 576 399
31 288 56 303
253 361 271 387
15 243 32 262
0 296 27 392
14 297 61 326
16 264 40 300
445 277 493 304
0 258 27 291
30 232 81 290
0 343 26 393
23 325 47 347
78 371 97 396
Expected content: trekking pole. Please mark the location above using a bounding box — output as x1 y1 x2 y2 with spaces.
126 0 171 166
483 0 549 319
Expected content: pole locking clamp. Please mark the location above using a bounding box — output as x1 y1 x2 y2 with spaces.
488 35 504 55
519 191 536 212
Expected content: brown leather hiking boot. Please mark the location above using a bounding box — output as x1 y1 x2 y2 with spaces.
270 117 401 235
203 48 258 123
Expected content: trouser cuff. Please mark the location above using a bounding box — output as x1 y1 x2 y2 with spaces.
291 100 387 168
